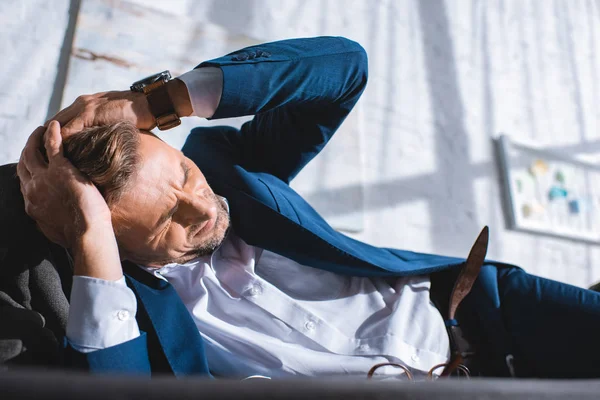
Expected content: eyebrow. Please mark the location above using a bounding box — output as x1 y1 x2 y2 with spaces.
155 161 190 229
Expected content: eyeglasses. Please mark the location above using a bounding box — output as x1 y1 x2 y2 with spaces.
367 360 471 381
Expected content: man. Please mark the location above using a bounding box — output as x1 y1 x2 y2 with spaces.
5 37 600 379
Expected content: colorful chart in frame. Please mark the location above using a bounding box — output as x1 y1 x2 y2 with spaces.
498 135 600 243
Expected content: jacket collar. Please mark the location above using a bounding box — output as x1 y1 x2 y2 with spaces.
123 261 212 377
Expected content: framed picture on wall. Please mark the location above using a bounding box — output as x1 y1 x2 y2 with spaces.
497 134 600 243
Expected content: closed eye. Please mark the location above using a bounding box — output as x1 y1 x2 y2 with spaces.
164 204 178 224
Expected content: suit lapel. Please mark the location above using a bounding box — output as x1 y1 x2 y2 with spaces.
123 262 211 377
214 173 462 277
222 180 392 277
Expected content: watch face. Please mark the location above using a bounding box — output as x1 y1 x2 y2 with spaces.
130 70 172 92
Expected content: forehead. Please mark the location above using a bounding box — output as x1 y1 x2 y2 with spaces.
112 133 183 231
136 132 182 181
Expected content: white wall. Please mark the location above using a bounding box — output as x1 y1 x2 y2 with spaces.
2 0 600 287
0 0 70 164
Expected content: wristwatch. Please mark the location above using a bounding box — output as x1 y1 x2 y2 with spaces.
130 70 181 131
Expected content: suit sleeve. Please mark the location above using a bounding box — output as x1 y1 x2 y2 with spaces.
192 36 368 183
63 277 150 374
63 332 151 375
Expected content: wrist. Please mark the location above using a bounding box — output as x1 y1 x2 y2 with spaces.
71 221 114 255
72 222 123 281
79 218 114 238
129 70 190 130
166 78 193 118
74 206 113 238
129 91 156 130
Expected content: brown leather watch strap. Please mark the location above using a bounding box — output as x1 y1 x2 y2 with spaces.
146 84 181 130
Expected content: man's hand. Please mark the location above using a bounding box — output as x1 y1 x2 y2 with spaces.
49 90 155 137
17 122 123 280
49 79 193 137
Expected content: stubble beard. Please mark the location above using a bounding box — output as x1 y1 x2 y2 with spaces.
170 194 231 264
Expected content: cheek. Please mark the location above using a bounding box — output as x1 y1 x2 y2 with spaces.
120 227 186 260
162 223 189 251
117 223 191 263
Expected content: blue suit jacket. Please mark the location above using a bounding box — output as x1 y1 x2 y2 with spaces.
65 37 512 376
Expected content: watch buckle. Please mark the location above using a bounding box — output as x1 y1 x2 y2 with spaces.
156 113 181 131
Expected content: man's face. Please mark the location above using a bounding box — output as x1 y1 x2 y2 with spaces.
112 132 230 267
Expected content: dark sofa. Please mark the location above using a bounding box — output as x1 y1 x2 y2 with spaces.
2 367 600 400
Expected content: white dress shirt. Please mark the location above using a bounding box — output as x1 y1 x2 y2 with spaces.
66 67 451 378
68 231 450 378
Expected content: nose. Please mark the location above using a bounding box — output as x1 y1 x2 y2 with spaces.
176 189 217 227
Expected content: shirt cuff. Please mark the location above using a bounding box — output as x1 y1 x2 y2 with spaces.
66 275 140 353
178 67 223 118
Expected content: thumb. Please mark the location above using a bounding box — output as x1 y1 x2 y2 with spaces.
44 120 65 163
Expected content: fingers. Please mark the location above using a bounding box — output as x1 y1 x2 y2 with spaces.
44 121 64 163
47 94 92 137
21 126 47 173
61 118 85 138
16 157 31 185
47 102 81 138
47 102 76 127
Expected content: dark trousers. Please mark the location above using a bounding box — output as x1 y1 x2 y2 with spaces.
431 263 600 378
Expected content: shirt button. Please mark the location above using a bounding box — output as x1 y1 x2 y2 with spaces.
411 354 420 362
117 310 130 321
247 284 262 297
304 320 316 331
